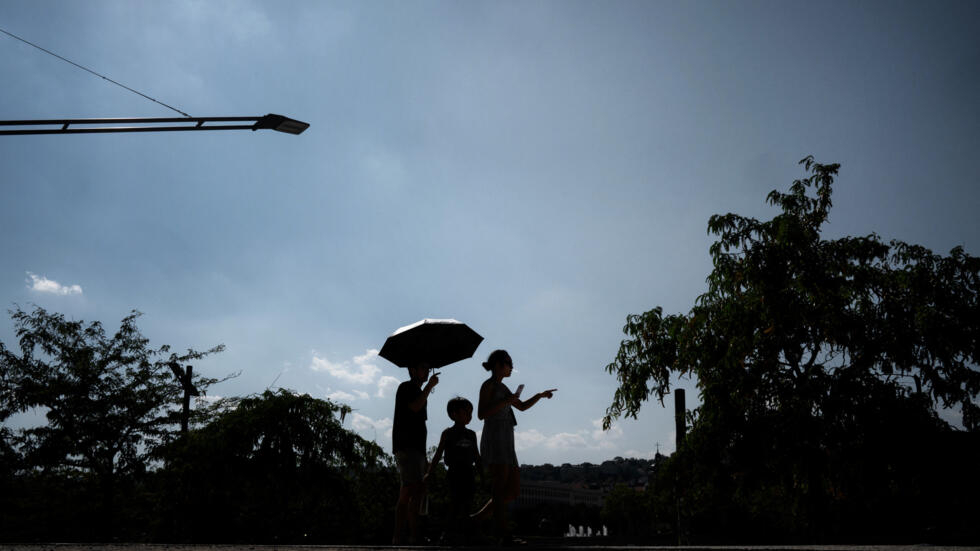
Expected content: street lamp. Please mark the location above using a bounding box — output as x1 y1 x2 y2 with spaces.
251 113 309 135
0 113 309 136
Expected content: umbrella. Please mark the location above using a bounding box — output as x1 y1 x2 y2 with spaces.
379 318 483 369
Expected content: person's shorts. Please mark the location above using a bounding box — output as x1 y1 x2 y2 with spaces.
394 449 426 486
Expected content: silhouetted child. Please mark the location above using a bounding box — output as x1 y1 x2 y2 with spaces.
424 396 481 544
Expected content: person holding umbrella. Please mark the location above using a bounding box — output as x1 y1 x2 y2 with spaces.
474 349 557 544
380 319 484 545
391 361 439 545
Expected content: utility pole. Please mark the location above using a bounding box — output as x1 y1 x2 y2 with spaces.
169 361 199 436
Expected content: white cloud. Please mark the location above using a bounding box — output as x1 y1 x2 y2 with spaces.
326 389 369 402
515 429 547 451
328 390 355 401
516 429 589 451
26 272 82 296
351 412 392 434
516 418 626 453
310 349 381 385
545 432 590 450
591 418 624 449
376 375 401 398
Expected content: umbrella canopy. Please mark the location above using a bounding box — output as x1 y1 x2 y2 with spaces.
379 318 483 369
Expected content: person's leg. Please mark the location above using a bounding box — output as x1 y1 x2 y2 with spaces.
472 462 508 526
447 472 475 542
407 450 427 543
460 484 476 543
445 479 462 543
505 465 521 502
491 464 512 540
393 451 408 544
473 463 503 521
393 484 412 544
498 466 525 543
406 482 424 543
393 450 426 544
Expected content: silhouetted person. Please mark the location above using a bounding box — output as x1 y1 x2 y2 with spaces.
424 396 482 544
391 361 439 545
473 349 556 544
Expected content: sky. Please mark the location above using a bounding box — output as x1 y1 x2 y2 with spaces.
1 0 978 465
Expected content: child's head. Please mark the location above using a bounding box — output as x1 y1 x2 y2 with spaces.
447 396 473 424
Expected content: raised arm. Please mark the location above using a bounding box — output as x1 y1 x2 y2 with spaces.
408 373 439 413
513 388 558 411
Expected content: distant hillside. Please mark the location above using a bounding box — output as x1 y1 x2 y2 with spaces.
520 455 665 490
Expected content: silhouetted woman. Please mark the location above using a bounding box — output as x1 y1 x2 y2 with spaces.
474 349 556 544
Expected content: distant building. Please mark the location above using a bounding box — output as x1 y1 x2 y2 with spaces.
516 480 605 508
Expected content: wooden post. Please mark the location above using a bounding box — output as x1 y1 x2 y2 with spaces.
674 388 687 544
674 388 686 448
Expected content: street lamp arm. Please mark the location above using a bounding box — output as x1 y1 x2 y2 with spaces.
0 114 309 135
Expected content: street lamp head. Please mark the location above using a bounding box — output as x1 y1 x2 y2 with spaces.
253 113 310 135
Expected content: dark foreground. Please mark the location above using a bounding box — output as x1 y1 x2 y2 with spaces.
2 544 979 551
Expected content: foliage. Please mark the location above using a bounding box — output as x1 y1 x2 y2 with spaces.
0 306 230 540
155 389 395 543
601 484 654 539
598 454 675 542
0 306 226 481
603 157 980 541
521 457 653 487
1 309 404 544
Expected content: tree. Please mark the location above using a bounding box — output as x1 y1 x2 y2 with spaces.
601 484 654 540
0 306 226 511
603 157 980 540
156 389 394 543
